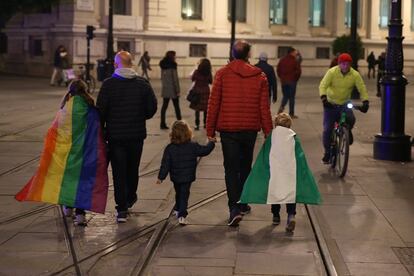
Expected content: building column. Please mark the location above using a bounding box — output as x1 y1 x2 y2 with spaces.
369 0 381 39
295 0 310 37
213 0 228 34
402 0 412 40
253 0 271 36
334 0 346 36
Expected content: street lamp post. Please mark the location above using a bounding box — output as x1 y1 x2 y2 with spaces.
373 0 411 161
105 0 114 77
229 0 236 61
350 0 360 99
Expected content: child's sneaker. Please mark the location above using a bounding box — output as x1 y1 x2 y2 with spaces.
285 215 296 233
227 210 242 227
74 214 87 226
172 210 179 218
63 206 74 218
272 215 281 225
178 217 187 225
116 211 128 223
240 205 251 215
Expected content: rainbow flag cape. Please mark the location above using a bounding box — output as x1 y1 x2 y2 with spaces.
15 96 109 213
240 127 321 205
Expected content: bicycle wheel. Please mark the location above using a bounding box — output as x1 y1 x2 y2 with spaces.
329 131 338 169
336 126 350 177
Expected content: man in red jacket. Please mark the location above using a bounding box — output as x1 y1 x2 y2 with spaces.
276 47 301 118
206 40 273 227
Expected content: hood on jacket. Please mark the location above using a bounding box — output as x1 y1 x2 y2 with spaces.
159 58 177 70
113 68 138 79
228 59 262 78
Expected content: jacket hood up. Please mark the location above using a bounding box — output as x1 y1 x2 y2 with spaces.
227 59 263 78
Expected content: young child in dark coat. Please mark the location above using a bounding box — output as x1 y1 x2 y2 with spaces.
156 120 215 225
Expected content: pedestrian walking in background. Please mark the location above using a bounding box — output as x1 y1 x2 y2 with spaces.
367 51 376 79
16 79 109 226
138 51 152 80
277 47 302 118
157 120 215 225
206 40 273 227
160 50 182 129
329 53 339 68
50 45 65 86
376 51 386 97
190 58 213 130
239 113 321 234
255 52 277 104
97 51 157 223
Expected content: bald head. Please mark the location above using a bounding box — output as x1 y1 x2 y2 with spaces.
232 40 251 61
114 51 133 68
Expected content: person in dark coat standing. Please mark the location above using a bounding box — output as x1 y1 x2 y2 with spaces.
50 45 64 86
255 52 277 104
190 58 213 130
97 51 157 223
376 52 386 97
206 40 273 227
277 47 301 118
367 51 376 79
157 120 215 225
160 50 181 129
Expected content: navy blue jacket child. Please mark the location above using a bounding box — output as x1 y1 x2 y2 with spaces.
157 120 215 224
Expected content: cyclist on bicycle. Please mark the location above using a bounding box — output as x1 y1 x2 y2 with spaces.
319 53 369 164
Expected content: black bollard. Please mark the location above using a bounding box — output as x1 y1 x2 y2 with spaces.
373 0 411 161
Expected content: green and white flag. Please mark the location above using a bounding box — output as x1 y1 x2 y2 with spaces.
240 126 321 205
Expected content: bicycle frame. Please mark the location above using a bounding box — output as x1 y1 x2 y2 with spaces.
329 108 350 177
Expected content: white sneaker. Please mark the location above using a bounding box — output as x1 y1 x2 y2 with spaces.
74 214 87 226
172 210 178 218
178 217 187 225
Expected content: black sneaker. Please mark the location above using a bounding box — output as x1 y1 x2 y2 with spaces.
240 205 251 215
227 211 242 227
160 124 169 130
272 215 281 225
116 211 128 223
349 130 354 145
321 153 330 164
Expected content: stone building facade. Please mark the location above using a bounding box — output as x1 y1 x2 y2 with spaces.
1 0 414 78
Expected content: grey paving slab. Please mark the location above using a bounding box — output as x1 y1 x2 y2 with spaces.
336 239 403 263
155 257 235 267
151 266 234 276
235 251 324 275
381 209 414 243
347 263 411 276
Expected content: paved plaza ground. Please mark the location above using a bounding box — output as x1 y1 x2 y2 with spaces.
0 73 413 275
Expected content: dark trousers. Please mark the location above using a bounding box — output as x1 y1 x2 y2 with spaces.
280 83 297 115
368 66 376 78
220 131 257 213
377 71 384 96
161 98 182 126
173 182 192 218
322 106 355 154
271 204 297 216
195 111 206 127
109 140 144 212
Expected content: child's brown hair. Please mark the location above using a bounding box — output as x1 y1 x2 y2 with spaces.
170 120 193 144
61 79 94 108
274 113 292 128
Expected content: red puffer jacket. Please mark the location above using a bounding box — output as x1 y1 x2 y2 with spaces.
206 60 273 137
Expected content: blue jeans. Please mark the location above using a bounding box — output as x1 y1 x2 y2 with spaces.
280 83 297 115
173 182 192 218
109 140 144 212
220 131 257 213
322 105 356 154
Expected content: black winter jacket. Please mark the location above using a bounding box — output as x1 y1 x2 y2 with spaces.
97 75 157 141
158 141 215 183
255 60 277 102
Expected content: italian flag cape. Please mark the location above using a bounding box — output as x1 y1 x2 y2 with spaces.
240 126 321 205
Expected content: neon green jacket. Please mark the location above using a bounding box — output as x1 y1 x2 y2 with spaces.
319 66 369 105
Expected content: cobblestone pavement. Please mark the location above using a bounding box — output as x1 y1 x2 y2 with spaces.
0 74 413 276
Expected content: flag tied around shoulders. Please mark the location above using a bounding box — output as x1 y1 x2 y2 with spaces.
15 96 109 213
240 126 321 205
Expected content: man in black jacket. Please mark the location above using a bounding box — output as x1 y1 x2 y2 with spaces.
97 51 157 223
255 52 277 104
